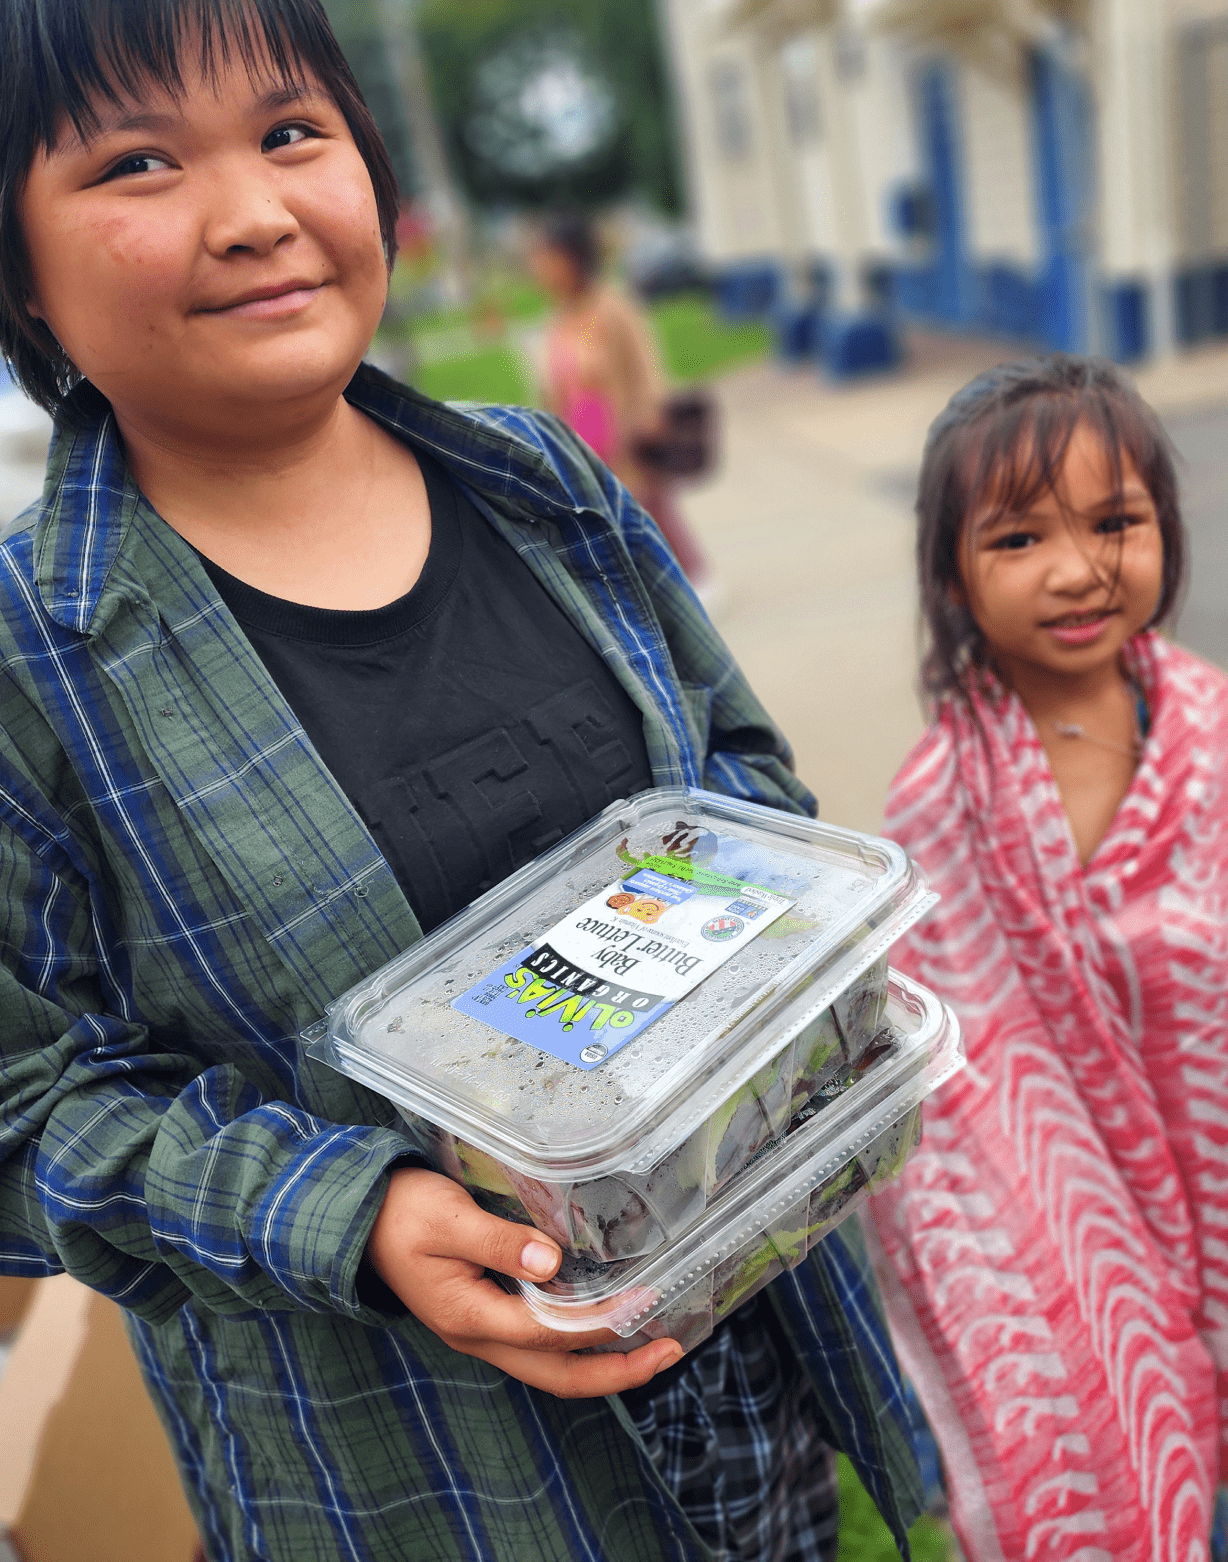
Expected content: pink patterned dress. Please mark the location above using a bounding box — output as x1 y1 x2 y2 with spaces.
871 633 1228 1561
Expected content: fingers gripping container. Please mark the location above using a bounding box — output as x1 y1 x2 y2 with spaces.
308 787 937 1263
523 971 964 1355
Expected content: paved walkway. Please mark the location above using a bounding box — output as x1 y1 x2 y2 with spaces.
686 332 1228 832
0 392 51 533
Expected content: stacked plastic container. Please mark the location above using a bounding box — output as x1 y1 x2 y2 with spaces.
309 787 964 1356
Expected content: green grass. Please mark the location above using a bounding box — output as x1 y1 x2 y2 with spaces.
494 276 550 320
411 344 531 406
391 282 773 408
404 277 549 338
837 1456 954 1562
652 292 773 383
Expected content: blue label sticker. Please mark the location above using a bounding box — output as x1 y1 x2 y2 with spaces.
621 868 698 906
450 943 672 1070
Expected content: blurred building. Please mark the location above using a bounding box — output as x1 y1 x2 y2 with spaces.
661 0 1224 370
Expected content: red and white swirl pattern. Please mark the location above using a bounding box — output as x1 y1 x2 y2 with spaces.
872 634 1227 1562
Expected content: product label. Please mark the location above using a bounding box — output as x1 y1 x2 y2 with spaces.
452 846 796 1070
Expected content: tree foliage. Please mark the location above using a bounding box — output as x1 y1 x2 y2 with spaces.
416 0 683 212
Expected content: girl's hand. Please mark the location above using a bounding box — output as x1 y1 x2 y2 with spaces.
366 1167 683 1397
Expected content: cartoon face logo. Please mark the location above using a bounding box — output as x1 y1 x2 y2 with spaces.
625 896 668 925
660 821 718 865
606 891 636 913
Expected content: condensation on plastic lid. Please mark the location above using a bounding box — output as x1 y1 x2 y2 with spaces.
516 970 964 1334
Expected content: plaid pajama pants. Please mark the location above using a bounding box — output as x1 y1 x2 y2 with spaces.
622 1295 840 1562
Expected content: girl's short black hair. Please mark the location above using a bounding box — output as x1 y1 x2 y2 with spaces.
0 0 400 418
916 354 1187 704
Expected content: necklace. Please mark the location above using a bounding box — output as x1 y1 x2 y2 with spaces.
1052 719 1142 758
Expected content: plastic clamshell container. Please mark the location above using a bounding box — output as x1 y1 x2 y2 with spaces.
308 787 935 1262
519 970 963 1354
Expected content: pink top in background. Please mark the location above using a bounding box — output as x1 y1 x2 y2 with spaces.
547 334 618 465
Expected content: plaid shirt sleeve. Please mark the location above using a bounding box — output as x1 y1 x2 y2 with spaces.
484 406 817 819
608 481 816 817
0 517 418 1323
0 797 415 1323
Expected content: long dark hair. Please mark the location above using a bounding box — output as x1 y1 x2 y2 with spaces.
0 0 401 419
916 355 1186 705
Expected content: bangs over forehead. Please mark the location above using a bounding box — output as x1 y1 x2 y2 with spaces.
23 0 321 148
0 0 400 418
959 384 1142 535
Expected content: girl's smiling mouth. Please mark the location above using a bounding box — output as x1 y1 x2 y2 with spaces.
1041 608 1119 646
200 281 324 319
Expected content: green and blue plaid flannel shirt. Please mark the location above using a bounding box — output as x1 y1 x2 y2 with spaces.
0 366 921 1560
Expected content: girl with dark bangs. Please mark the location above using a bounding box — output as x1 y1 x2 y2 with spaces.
0 2 922 1559
868 357 1228 1561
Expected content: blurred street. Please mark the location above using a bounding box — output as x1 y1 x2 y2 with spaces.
3 335 1226 838
1164 407 1228 671
0 393 50 539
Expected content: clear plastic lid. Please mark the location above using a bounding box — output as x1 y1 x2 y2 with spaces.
518 969 964 1337
309 787 935 1181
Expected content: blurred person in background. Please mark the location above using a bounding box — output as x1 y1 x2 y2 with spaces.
530 212 715 599
871 357 1228 1562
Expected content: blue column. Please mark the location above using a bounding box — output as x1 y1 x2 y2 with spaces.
919 62 972 327
1030 46 1093 352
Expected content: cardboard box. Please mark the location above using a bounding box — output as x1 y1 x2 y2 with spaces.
0 1275 200 1562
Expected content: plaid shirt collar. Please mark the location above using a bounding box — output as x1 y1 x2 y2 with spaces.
32 363 589 638
21 364 712 1024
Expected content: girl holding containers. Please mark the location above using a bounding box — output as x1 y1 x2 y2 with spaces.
0 2 923 1558
872 358 1228 1562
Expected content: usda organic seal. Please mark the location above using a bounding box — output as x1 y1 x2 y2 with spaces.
579 1042 608 1064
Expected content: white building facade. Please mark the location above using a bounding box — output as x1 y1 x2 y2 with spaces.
662 0 1228 366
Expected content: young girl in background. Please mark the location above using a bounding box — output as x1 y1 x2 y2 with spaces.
871 358 1228 1561
530 214 714 593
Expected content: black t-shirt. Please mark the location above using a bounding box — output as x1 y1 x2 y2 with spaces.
200 450 654 934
